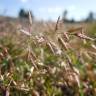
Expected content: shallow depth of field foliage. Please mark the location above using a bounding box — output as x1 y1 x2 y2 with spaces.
0 14 96 96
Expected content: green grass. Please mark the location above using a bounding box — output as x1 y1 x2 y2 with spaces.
0 20 96 96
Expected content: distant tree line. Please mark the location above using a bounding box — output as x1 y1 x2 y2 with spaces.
85 12 95 22
62 10 95 23
62 10 75 23
18 8 34 19
18 8 95 22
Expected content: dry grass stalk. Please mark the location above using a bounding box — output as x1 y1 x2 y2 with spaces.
65 69 80 87
91 44 96 50
46 42 55 55
28 11 33 26
58 36 68 50
27 47 38 69
35 35 45 44
5 88 10 96
65 54 74 71
81 28 87 44
67 27 94 41
48 40 62 55
19 29 31 36
75 33 94 41
83 51 92 60
63 32 70 41
55 16 60 31
68 28 94 41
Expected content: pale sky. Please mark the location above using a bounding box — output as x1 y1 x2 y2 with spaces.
0 0 96 21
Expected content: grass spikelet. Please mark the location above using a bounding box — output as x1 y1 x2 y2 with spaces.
28 11 33 26
19 29 31 36
58 36 68 50
55 16 60 31
63 32 70 41
46 42 55 55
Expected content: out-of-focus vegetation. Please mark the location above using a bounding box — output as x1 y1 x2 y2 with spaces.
0 11 96 96
62 10 96 23
18 9 34 20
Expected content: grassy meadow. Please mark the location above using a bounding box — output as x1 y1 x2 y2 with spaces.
0 15 96 96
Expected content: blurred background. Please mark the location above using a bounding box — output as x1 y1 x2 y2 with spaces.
0 0 96 22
